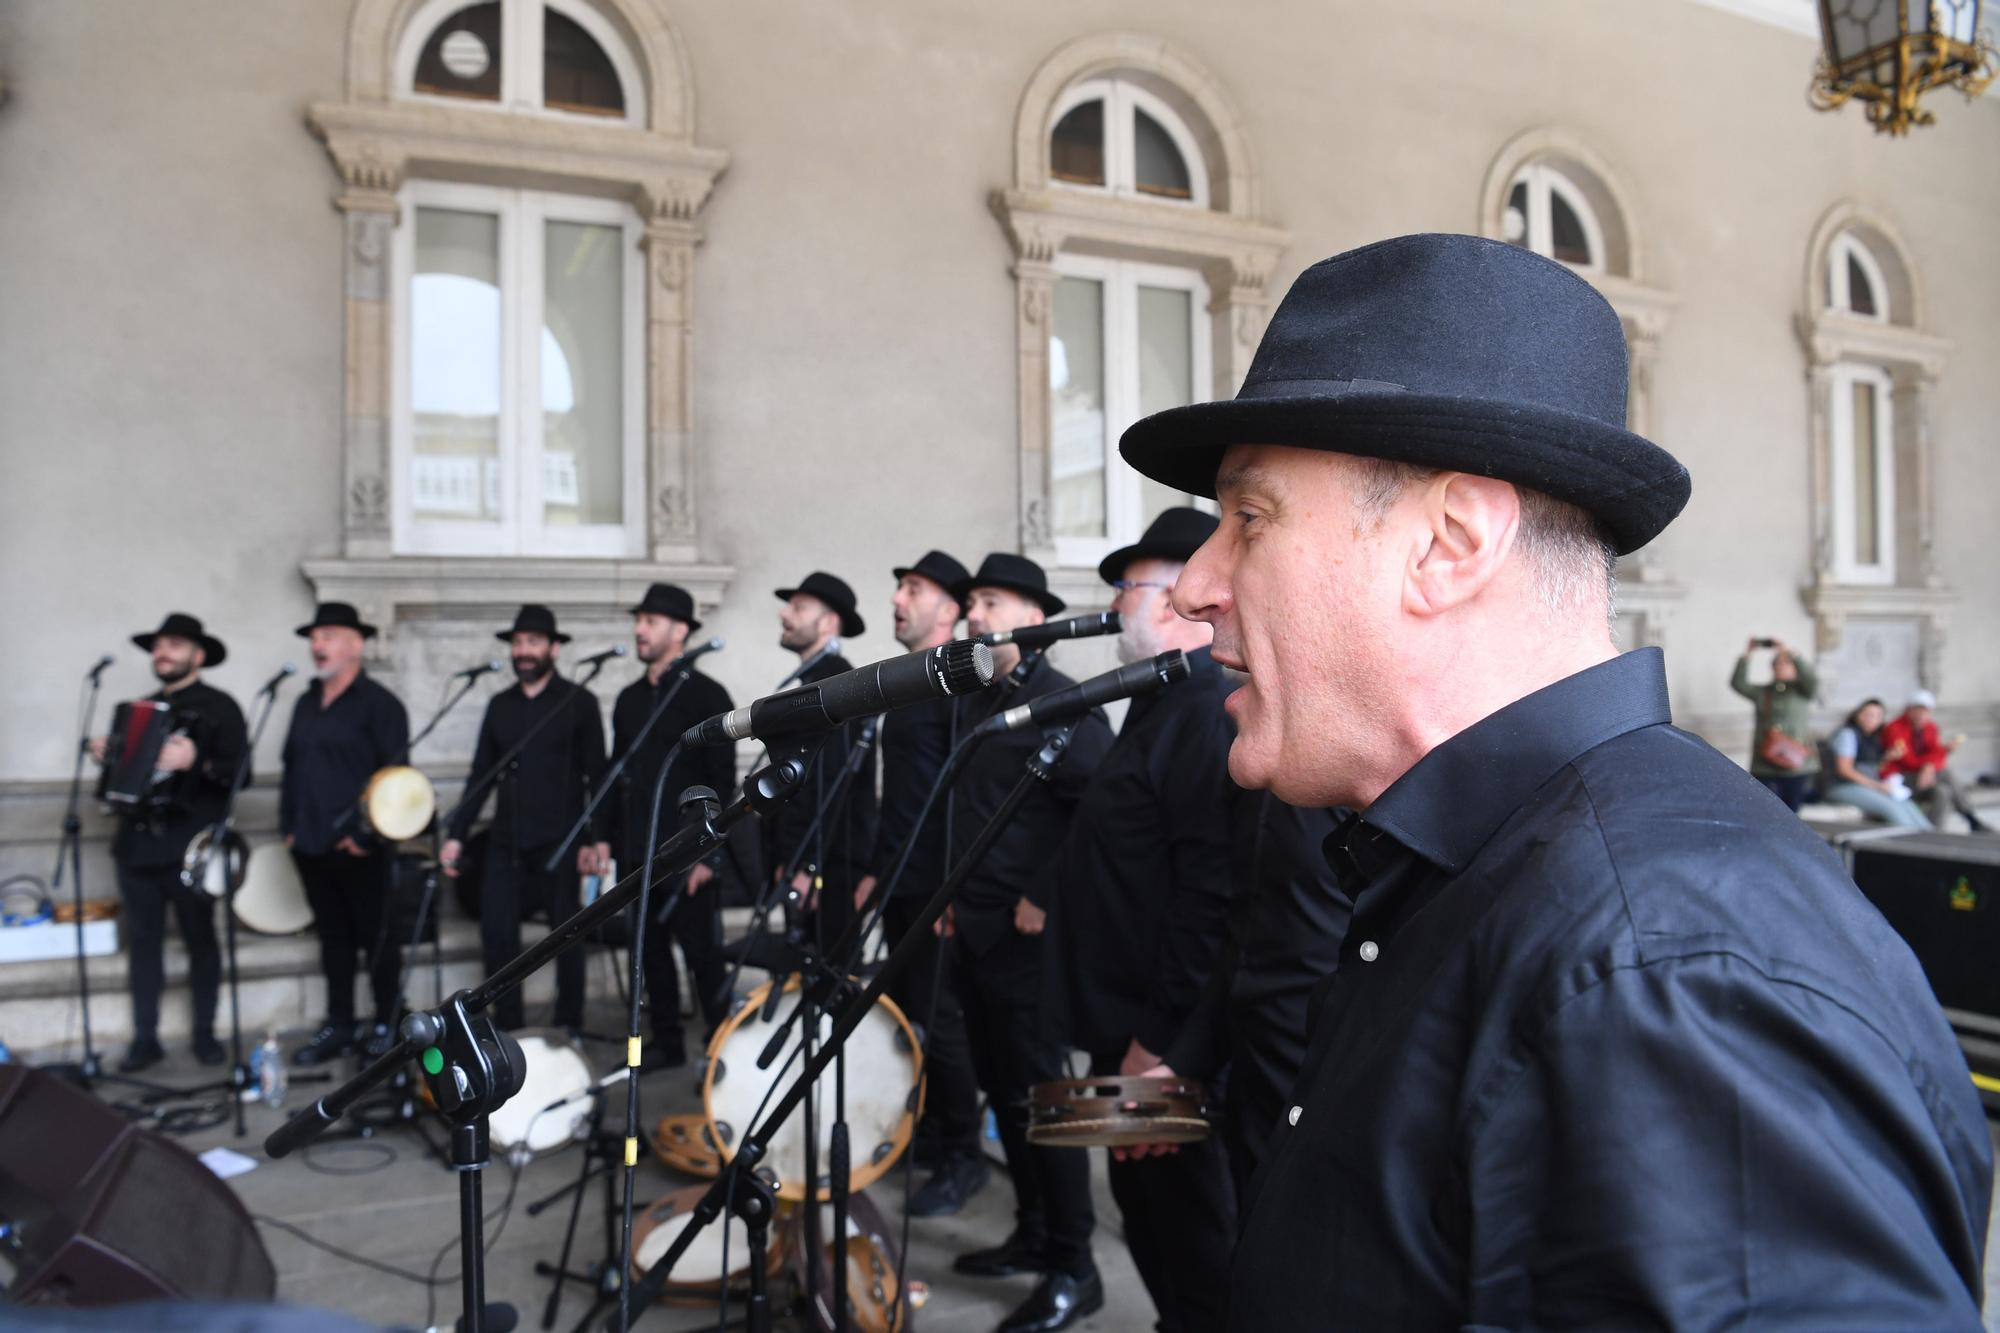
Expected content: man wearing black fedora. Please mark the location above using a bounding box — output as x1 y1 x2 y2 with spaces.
851 550 990 1217
88 613 247 1072
280 601 410 1066
1044 509 1237 1332
588 583 736 1065
1119 234 1991 1326
946 552 1112 1333
763 571 875 947
441 605 606 1032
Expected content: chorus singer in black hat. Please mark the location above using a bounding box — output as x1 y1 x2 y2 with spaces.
88 613 247 1073
1043 508 1237 1332
441 605 606 1032
945 552 1111 1333
849 550 989 1217
582 583 735 1066
1120 233 1991 1328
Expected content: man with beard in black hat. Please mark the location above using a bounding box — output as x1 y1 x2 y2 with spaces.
89 613 247 1073
946 552 1112 1333
583 583 735 1066
1044 509 1236 1333
850 550 990 1216
441 605 606 1032
281 601 410 1065
764 571 875 949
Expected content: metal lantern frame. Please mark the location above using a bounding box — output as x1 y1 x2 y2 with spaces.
1812 0 1998 134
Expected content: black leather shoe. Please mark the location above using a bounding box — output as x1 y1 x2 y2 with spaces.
291 1021 357 1067
953 1229 1047 1278
192 1033 227 1066
997 1269 1103 1333
360 1021 396 1059
119 1037 165 1074
910 1152 992 1218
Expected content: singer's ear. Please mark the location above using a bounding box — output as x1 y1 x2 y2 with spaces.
1402 472 1520 619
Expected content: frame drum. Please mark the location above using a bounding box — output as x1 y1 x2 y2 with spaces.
361 765 435 842
628 1184 789 1298
233 842 314 935
487 1030 594 1158
1025 1075 1211 1148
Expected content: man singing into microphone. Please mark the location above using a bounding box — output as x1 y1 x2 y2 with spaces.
585 583 735 1066
947 553 1111 1333
441 605 605 1033
280 602 410 1065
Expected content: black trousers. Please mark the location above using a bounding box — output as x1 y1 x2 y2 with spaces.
116 861 220 1042
882 893 981 1158
482 840 584 1031
641 867 728 1049
956 929 1095 1275
293 849 401 1026
1091 1051 1235 1332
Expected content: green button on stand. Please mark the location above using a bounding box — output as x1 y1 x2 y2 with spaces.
421 1047 445 1076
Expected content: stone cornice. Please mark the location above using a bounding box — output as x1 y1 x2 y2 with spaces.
1797 311 1952 376
991 186 1289 286
302 557 735 619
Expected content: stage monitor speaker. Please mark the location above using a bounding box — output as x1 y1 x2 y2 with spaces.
0 1065 276 1306
1849 832 2000 1022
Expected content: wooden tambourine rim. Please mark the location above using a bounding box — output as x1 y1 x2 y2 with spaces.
1024 1075 1213 1148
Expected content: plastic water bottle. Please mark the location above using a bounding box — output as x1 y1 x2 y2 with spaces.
256 1032 287 1108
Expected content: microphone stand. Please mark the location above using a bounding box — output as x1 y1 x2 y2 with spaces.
49 660 113 1083
542 655 705 877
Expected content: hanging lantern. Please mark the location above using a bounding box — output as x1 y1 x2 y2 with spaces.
1812 0 1997 134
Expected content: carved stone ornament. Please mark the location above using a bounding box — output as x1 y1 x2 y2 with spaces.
348 474 388 528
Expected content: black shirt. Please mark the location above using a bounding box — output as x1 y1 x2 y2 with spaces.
1231 648 1993 1329
866 691 958 897
446 675 607 851
110 679 250 870
759 653 877 888
606 662 736 866
280 672 409 856
947 654 1111 957
1049 645 1234 1057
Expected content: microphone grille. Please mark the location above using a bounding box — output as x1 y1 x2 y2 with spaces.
1156 650 1192 684
938 639 995 695
1103 610 1122 632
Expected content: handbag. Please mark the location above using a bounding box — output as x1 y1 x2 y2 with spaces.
1759 726 1812 771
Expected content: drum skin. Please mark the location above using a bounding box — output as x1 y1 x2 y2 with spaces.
628 1185 789 1297
789 1192 909 1333
233 840 314 934
487 1031 593 1156
652 1111 722 1178
362 765 436 841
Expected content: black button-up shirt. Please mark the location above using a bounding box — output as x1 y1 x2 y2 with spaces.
867 691 958 897
111 679 251 869
1233 647 1992 1330
1050 645 1235 1058
758 653 877 888
447 676 607 851
606 663 736 864
948 654 1111 958
280 672 409 856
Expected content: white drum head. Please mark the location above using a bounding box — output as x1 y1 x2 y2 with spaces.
489 1034 594 1154
233 842 314 934
633 1198 755 1286
364 765 435 842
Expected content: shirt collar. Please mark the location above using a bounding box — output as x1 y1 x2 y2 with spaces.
1360 647 1673 874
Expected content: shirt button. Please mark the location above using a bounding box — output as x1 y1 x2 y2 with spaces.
1358 940 1380 962
1288 1105 1302 1126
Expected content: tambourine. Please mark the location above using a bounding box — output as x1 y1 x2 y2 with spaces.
1024 1075 1212 1148
652 1111 723 1178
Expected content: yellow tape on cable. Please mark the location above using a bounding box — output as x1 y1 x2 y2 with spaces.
625 1138 639 1167
628 1037 642 1068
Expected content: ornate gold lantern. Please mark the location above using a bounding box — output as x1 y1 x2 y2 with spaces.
1812 0 1997 134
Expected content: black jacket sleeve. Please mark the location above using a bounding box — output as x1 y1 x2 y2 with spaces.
448 704 501 842
1134 704 1236 1055
194 691 249 800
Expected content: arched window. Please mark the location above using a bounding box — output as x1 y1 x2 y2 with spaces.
1504 163 1606 272
1827 229 1890 322
1049 79 1209 208
400 0 643 125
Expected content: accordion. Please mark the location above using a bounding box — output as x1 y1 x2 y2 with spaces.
96 700 192 815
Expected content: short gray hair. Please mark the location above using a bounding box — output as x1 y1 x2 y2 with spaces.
1348 459 1618 628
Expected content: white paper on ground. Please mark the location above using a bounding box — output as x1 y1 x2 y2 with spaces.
200 1146 258 1179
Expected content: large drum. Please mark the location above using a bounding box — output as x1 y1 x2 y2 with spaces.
1025 1075 1212 1148
627 1184 790 1300
702 979 921 1203
487 1030 596 1158
233 841 314 935
361 765 435 842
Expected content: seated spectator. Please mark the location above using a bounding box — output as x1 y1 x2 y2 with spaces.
1882 690 1989 832
1821 699 1933 829
1729 637 1818 811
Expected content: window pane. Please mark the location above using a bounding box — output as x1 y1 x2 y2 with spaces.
1851 379 1879 566
543 220 624 528
1051 277 1107 539
1133 108 1192 200
1136 285 1196 519
1504 180 1529 246
413 3 501 103
1846 252 1878 317
1051 101 1106 187
412 208 503 523
544 9 624 117
1550 191 1592 266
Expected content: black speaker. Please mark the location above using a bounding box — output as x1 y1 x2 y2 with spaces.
1849 832 2000 1021
0 1065 276 1305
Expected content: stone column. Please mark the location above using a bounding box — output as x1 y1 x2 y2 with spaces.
1209 252 1274 397
337 178 399 561
641 218 702 563
1015 262 1057 558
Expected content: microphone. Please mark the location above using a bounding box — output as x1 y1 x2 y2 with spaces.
678 637 724 666
573 645 628 669
453 660 505 680
974 651 1191 736
682 639 994 746
258 663 298 697
86 654 115 683
978 611 1121 649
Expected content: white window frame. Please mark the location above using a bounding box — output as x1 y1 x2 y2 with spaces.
1507 163 1605 275
1828 230 1890 323
1049 78 1210 210
1049 253 1213 569
395 0 647 127
391 178 646 559
1827 361 1895 586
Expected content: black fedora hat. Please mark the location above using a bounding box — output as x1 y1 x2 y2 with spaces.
132 611 227 667
1119 234 1690 555
954 552 1066 617
497 603 570 644
629 583 701 633
892 550 972 605
1098 507 1220 585
295 601 377 640
775 572 865 638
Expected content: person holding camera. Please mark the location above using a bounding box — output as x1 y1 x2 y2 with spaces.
1729 637 1819 811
